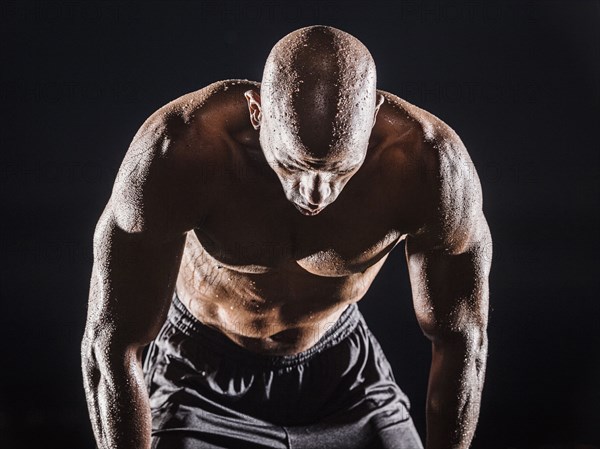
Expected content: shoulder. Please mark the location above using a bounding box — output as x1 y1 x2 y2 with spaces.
377 88 467 156
109 79 259 236
131 78 260 146
377 90 487 252
375 89 468 178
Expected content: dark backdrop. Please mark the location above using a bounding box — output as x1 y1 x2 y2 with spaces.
1 1 598 448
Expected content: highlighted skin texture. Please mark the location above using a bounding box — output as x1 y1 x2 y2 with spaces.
82 25 491 449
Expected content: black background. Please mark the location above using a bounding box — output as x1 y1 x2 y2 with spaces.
1 1 598 448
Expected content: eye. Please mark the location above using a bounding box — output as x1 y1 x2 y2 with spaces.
278 161 296 172
337 168 356 176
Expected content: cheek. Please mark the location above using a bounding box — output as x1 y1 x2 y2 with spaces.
285 178 301 192
330 179 347 192
327 178 354 200
276 173 300 194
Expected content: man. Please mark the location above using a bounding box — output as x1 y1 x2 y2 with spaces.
81 25 491 449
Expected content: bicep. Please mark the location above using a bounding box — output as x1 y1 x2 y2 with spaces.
87 205 186 353
86 121 194 353
405 220 491 341
406 214 492 343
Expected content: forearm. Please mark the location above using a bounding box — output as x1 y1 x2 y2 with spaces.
82 341 152 449
425 331 487 449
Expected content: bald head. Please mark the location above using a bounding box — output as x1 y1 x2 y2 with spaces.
261 25 379 158
244 25 384 216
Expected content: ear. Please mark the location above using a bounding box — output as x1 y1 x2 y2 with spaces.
372 93 385 128
244 90 262 130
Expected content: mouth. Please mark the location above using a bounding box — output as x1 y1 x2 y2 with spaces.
293 203 325 216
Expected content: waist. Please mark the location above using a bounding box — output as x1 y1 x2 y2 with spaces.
167 291 362 367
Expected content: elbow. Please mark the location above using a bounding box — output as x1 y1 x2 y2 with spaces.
80 331 102 402
429 326 488 384
81 320 110 373
420 299 489 353
428 322 488 357
81 323 142 380
81 326 104 376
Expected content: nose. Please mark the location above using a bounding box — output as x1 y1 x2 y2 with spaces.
299 173 332 207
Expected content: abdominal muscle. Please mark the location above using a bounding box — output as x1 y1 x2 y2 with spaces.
174 243 387 356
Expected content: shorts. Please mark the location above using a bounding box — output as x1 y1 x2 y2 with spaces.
142 293 424 449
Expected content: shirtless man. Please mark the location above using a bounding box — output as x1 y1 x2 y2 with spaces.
81 25 491 449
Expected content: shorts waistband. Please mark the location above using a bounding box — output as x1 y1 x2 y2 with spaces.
167 292 361 368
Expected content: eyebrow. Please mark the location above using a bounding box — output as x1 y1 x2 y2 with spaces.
304 156 362 172
280 156 358 173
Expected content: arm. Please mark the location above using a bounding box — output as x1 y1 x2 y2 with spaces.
81 118 197 449
82 212 185 449
406 135 492 449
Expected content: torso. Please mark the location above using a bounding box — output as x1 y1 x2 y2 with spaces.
165 79 437 355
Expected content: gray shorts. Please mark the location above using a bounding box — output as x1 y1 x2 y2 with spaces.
142 293 424 449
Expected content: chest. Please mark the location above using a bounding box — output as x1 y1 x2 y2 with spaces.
193 176 404 277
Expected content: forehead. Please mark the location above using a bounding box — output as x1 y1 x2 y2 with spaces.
275 140 364 170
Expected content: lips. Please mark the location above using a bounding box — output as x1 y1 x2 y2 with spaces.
294 203 324 216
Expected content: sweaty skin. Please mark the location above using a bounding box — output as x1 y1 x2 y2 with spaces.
81 26 491 449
